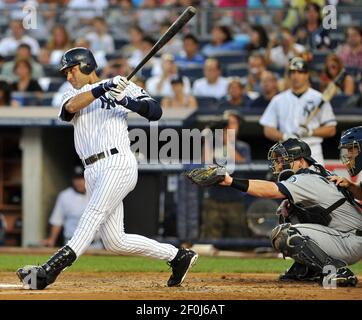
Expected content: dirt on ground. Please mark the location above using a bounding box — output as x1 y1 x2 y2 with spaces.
0 272 361 300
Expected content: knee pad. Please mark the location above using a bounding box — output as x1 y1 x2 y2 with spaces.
270 224 346 272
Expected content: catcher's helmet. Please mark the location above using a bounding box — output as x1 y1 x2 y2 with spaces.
267 138 316 176
339 126 362 177
59 47 97 75
288 57 308 72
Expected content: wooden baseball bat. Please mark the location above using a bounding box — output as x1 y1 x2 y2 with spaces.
126 6 197 81
301 69 347 128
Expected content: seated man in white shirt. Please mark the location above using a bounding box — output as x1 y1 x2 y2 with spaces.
0 20 40 57
42 166 103 249
192 58 228 100
145 53 191 97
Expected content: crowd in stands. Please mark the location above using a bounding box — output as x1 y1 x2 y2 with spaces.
0 0 361 113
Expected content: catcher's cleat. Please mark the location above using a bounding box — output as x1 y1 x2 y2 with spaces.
16 245 76 290
279 262 322 283
323 267 358 287
167 248 198 287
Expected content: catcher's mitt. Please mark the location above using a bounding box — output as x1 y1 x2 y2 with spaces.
185 166 226 187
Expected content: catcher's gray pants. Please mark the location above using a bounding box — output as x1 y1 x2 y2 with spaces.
292 224 362 265
67 151 178 260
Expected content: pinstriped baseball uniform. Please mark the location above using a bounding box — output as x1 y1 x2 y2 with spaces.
59 80 179 260
259 88 337 165
278 172 362 265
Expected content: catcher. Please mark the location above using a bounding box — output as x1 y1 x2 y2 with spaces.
186 138 362 287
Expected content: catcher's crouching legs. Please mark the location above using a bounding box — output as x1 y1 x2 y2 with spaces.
16 245 77 290
270 224 358 287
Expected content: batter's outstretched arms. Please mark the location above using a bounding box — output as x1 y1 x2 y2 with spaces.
61 74 162 122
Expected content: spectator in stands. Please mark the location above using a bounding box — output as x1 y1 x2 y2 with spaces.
192 58 228 99
320 54 355 96
201 111 251 239
107 0 135 39
245 25 269 54
249 70 279 109
11 59 43 106
337 26 362 69
159 20 183 56
259 57 336 165
244 52 266 97
0 20 40 57
218 77 250 109
101 55 131 78
85 17 115 55
128 35 157 72
344 81 362 109
74 38 107 69
122 25 144 62
265 28 305 69
46 25 73 66
161 74 198 109
294 3 332 50
66 0 109 22
146 53 191 97
137 0 169 33
1 44 44 82
174 33 205 68
42 166 103 249
201 25 240 57
0 80 18 107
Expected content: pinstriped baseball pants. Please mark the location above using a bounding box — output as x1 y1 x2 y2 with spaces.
67 151 178 261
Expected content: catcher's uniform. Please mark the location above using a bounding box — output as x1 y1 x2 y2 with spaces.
59 80 179 260
259 88 337 165
277 171 362 265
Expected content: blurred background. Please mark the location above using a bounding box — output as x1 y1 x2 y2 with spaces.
0 0 361 252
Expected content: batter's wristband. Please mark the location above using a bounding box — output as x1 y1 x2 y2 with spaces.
230 178 249 192
91 85 107 99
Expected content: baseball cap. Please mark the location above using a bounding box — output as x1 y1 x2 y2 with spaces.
72 166 84 178
288 57 309 72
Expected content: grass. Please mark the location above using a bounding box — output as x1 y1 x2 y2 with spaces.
0 254 361 275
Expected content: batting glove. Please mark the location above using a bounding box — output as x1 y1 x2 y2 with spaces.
294 126 313 138
107 77 130 104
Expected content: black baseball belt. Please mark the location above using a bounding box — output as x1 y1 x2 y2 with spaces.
82 148 119 166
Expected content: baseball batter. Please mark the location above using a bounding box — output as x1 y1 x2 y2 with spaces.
16 47 198 290
259 57 337 165
219 138 362 287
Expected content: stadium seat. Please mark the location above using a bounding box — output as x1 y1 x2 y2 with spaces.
114 39 128 50
195 96 219 110
209 51 248 66
330 94 350 109
311 51 329 65
48 79 65 92
226 63 248 77
179 67 204 83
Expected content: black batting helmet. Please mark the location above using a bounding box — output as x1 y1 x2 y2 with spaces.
288 57 308 72
339 126 362 177
268 138 316 177
59 47 97 75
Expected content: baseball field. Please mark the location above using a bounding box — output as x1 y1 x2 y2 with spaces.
0 248 361 300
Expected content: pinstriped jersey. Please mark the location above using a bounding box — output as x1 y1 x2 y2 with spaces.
259 88 337 146
59 80 150 159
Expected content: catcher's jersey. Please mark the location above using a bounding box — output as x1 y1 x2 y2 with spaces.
259 88 337 146
60 80 149 159
277 172 362 233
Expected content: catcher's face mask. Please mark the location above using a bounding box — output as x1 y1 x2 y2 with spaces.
267 143 295 177
339 141 361 177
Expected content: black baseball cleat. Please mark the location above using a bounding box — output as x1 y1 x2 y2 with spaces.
279 262 322 283
323 267 358 287
167 248 198 287
16 245 76 290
